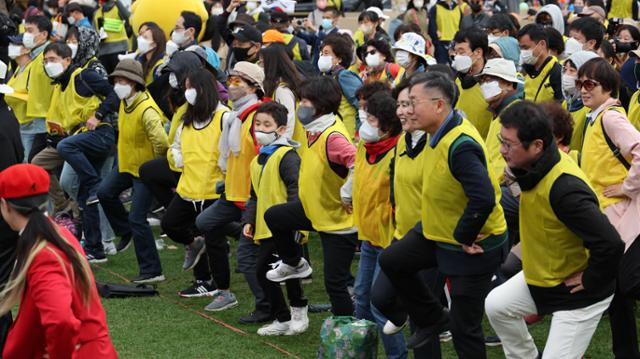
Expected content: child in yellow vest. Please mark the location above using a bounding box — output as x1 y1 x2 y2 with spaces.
242 102 309 336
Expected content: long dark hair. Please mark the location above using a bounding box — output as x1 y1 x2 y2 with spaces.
138 22 166 82
260 43 303 97
0 197 93 315
182 69 220 127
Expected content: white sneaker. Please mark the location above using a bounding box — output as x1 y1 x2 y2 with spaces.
288 306 309 334
257 320 291 336
266 258 312 282
103 241 117 256
383 319 407 335
155 238 166 251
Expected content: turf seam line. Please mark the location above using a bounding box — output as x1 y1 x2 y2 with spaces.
95 264 301 359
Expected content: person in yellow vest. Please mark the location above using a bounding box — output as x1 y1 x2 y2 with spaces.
576 57 640 359
560 50 599 151
351 91 408 356
354 8 392 50
269 11 310 61
485 100 623 359
241 102 309 336
265 76 358 317
135 22 166 86
428 0 462 64
22 15 54 163
5 34 34 161
517 24 563 104
318 33 363 138
607 0 636 19
195 61 265 313
94 0 131 73
95 59 167 282
360 39 404 88
378 72 507 355
452 27 493 139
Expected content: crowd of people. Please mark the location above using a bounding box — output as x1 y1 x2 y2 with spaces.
0 0 639 357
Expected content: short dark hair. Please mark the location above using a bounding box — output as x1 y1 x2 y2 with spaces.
540 102 574 147
392 76 411 99
181 11 202 36
578 57 620 98
453 27 489 59
569 17 605 49
393 23 422 42
358 10 379 23
322 33 353 68
499 101 554 149
409 71 457 107
598 38 615 61
298 76 342 116
486 14 516 35
25 15 52 36
255 101 289 127
323 7 341 18
616 24 640 42
586 0 605 7
366 92 402 137
363 38 394 63
544 27 565 55
517 24 548 45
44 41 72 59
355 81 390 101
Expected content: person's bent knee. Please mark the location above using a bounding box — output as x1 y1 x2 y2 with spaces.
264 204 285 231
484 288 504 320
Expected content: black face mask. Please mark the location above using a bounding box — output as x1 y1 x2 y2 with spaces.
470 3 482 12
233 46 253 62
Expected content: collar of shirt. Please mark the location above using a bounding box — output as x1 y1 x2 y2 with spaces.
429 110 456 148
30 40 50 60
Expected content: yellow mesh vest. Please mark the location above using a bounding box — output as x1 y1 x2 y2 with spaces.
435 3 461 42
581 106 630 208
353 140 395 248
167 103 188 172
393 133 426 239
609 0 633 18
628 91 640 131
117 91 165 177
6 62 33 125
520 152 591 287
46 68 101 135
455 77 493 138
422 118 506 244
484 100 520 183
95 5 129 43
176 107 228 200
567 102 590 151
282 34 302 61
26 50 55 118
145 58 164 85
250 146 293 242
299 120 354 231
524 56 558 103
225 109 259 202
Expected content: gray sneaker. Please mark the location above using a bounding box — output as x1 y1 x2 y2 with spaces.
182 236 205 271
204 291 238 312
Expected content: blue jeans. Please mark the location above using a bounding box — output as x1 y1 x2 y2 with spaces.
98 170 162 275
20 119 46 161
354 241 408 359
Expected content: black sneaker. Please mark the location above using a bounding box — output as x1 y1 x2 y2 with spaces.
132 273 165 284
308 303 332 313
178 280 217 298
407 308 450 349
116 236 132 253
485 335 502 347
239 310 273 324
86 194 99 206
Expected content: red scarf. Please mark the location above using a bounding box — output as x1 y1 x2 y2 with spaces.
363 134 401 163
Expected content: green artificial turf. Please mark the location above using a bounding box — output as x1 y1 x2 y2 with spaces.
92 234 622 358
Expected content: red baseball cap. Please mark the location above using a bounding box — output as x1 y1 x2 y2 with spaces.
0 164 50 200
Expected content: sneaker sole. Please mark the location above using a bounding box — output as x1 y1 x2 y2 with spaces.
183 243 206 271
117 240 132 253
132 275 166 284
204 300 238 312
267 266 313 282
178 290 219 298
88 258 108 264
86 199 100 206
485 342 502 347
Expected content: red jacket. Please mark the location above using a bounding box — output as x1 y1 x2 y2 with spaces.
3 225 117 359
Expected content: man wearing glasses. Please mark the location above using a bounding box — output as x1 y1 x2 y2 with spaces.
377 72 508 358
485 100 623 359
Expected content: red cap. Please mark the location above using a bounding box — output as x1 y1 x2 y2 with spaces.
0 164 50 200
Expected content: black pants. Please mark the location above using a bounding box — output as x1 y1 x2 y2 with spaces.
610 237 640 359
257 238 307 322
265 201 357 316
27 133 48 163
378 225 494 359
139 158 180 208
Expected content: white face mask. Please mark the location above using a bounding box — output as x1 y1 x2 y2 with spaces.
480 80 502 100
114 83 133 100
255 130 278 146
360 24 374 35
211 6 224 16
359 119 381 143
487 34 499 44
67 43 78 59
184 88 197 105
395 50 411 68
413 0 424 7
520 49 538 65
22 32 36 49
171 30 188 46
562 74 577 97
169 73 179 89
44 61 65 78
358 108 368 123
452 54 473 73
8 44 23 59
166 40 179 56
137 36 154 54
365 52 382 68
67 16 76 25
318 55 333 72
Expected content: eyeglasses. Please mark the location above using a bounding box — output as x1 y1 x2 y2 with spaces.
497 134 526 151
409 98 442 108
575 78 600 92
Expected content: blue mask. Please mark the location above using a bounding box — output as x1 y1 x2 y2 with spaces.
321 19 333 30
297 105 316 125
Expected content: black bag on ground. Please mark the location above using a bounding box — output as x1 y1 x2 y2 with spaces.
96 281 159 298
